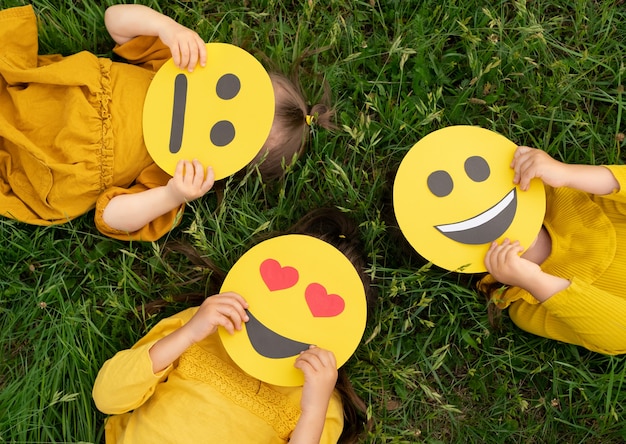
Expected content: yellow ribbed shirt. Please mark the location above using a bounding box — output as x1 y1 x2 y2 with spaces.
485 165 626 355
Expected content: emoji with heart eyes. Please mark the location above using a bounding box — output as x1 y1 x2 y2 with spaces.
393 126 546 273
142 43 274 180
218 234 367 386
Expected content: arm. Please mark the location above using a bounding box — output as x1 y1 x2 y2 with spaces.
92 313 186 414
484 239 570 302
92 294 249 414
289 347 339 444
148 292 249 373
508 278 626 355
104 4 206 71
102 160 214 234
511 146 619 195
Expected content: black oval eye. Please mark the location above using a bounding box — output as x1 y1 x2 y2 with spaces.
210 120 235 146
465 156 490 182
427 170 454 197
216 74 240 100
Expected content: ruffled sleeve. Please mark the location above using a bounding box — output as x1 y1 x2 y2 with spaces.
113 35 172 71
92 308 197 414
94 163 185 242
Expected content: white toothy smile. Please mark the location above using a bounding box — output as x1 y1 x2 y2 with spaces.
435 188 517 245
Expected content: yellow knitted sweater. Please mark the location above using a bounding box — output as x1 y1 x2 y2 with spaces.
92 307 344 443
0 5 183 241
484 165 626 355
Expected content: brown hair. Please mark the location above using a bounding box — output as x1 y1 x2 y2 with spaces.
476 275 507 329
251 72 336 180
143 208 375 443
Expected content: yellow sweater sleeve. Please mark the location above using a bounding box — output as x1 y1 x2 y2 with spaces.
92 310 194 414
508 277 626 355
600 165 626 203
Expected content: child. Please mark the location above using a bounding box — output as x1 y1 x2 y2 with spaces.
478 145 626 355
92 208 375 443
0 4 333 241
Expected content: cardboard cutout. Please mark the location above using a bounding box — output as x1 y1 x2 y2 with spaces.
219 235 367 386
393 126 546 273
143 43 274 179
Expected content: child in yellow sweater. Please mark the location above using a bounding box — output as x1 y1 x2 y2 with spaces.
93 208 375 443
479 146 626 355
0 4 333 241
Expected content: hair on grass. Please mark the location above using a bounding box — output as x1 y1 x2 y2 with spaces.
476 276 507 330
251 72 336 180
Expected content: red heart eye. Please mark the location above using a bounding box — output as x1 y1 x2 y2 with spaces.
260 259 299 291
305 283 345 317
259 259 345 318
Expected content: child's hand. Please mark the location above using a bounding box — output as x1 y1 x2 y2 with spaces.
158 21 207 72
182 292 250 344
511 146 569 191
295 346 338 417
167 159 214 205
484 238 542 288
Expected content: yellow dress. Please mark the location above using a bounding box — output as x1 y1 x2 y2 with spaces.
92 307 344 443
0 5 182 241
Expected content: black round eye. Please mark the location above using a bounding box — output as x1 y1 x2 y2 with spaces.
210 121 235 146
465 156 490 182
216 74 240 100
427 170 454 197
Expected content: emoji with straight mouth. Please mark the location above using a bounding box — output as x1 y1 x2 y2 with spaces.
218 235 367 386
393 126 546 273
143 43 274 180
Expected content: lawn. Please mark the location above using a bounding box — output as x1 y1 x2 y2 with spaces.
1 0 625 442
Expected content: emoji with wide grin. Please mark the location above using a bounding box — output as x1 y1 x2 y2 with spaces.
393 126 546 273
435 188 517 245
218 235 367 387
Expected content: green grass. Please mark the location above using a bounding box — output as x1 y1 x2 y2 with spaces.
1 0 625 442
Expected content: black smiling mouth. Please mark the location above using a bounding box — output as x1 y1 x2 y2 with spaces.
244 310 310 359
434 188 517 245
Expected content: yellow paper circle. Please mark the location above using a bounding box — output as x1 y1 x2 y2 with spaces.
143 43 274 179
219 235 367 387
393 126 546 273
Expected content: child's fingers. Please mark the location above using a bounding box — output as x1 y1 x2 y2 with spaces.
218 291 249 309
215 313 237 335
173 159 185 179
511 146 537 190
191 160 205 186
200 166 215 194
296 346 336 370
221 298 250 326
170 47 181 69
485 239 523 269
182 159 194 183
177 41 191 71
197 38 207 67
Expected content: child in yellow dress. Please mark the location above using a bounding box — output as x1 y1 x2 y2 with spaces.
93 209 375 443
0 4 333 241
